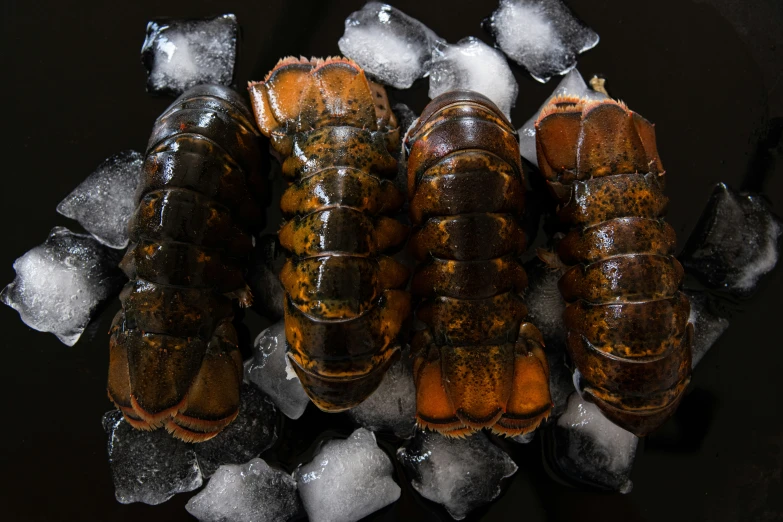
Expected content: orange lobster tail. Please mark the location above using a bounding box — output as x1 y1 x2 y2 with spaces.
248 57 410 411
535 97 691 437
407 91 552 437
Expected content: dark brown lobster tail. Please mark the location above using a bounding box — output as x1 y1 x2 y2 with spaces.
535 96 692 436
108 85 265 442
248 57 411 411
407 91 552 437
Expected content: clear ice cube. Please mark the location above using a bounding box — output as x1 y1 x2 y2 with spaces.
429 37 518 120
296 428 400 522
193 384 280 478
141 14 238 95
347 353 417 438
488 0 599 83
1 227 124 346
245 320 311 420
338 2 444 89
518 69 607 166
186 458 301 522
103 410 203 505
397 430 517 519
680 183 781 296
685 290 730 369
56 150 143 249
548 393 638 494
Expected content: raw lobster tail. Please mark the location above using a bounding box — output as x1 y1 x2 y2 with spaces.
108 85 265 442
535 96 692 436
248 57 411 411
407 91 552 437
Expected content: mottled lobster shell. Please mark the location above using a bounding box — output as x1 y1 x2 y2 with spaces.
407 90 552 437
248 57 410 411
108 85 265 442
535 96 692 437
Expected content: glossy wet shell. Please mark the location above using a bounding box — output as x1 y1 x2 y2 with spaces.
108 85 264 442
407 91 552 437
248 58 410 411
535 97 691 436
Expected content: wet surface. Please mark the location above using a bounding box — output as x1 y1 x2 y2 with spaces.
1 1 781 521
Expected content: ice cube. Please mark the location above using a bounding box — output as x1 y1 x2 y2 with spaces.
518 69 607 165
297 428 400 522
141 14 238 95
347 353 417 438
103 410 202 505
487 0 600 83
186 458 301 522
685 290 730 369
397 430 517 519
338 2 444 89
245 321 311 420
512 431 536 444
56 151 143 249
680 183 781 296
429 37 518 120
1 227 124 346
547 393 638 493
193 384 280 478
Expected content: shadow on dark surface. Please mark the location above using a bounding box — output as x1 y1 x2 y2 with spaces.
0 1 781 521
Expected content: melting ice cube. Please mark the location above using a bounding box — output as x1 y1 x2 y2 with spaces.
680 183 781 296
193 384 280 478
56 150 143 249
1 227 124 346
141 14 238 95
186 458 301 522
348 353 417 438
487 0 599 83
397 430 517 519
429 37 518 120
338 2 444 89
296 428 400 522
245 320 311 420
518 69 607 166
547 393 638 494
103 410 202 505
685 290 730 369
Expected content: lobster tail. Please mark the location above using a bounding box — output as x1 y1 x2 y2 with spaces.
249 58 410 411
407 91 552 437
535 98 691 436
108 85 264 442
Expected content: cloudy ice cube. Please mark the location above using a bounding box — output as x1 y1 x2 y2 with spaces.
141 14 237 95
518 69 607 165
247 234 285 321
297 428 400 522
512 431 536 444
685 290 730 369
193 384 280 478
245 321 310 420
547 393 638 494
680 183 781 296
56 151 143 249
338 2 444 89
429 37 518 120
186 458 301 522
348 353 417 438
488 0 599 83
397 430 517 519
103 410 202 505
1 227 124 346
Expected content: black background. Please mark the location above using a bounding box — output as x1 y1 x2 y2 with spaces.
1 1 781 521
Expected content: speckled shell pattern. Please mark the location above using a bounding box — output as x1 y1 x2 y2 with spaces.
406 91 552 437
535 97 692 437
249 58 411 411
108 85 265 443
